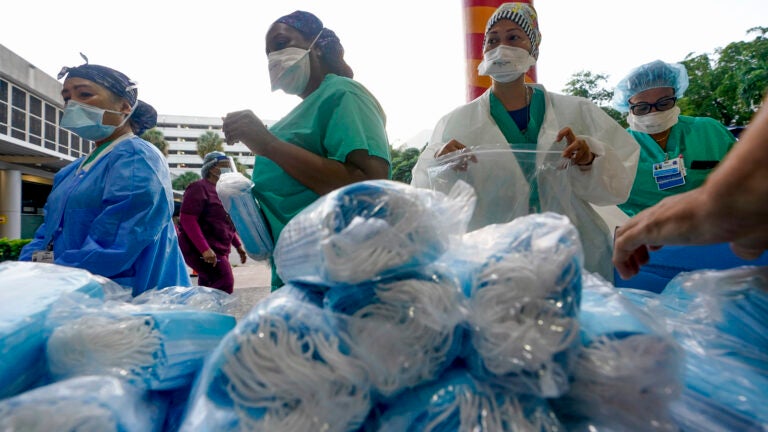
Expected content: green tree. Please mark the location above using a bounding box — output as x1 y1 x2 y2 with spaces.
172 171 201 191
389 146 422 184
141 128 168 156
196 131 224 159
563 71 627 127
681 26 768 126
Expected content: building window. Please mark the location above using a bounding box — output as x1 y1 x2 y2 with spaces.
29 96 42 117
58 128 70 154
0 79 7 103
0 80 8 133
11 87 25 110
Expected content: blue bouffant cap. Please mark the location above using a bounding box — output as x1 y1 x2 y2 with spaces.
57 53 157 135
201 151 229 178
612 60 689 113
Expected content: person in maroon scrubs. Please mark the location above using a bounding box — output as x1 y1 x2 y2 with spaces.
177 152 247 293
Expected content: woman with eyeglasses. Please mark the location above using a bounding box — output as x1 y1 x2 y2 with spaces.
612 60 737 217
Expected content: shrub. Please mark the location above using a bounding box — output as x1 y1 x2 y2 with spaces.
0 238 32 262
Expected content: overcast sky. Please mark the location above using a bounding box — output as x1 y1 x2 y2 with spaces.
2 0 766 146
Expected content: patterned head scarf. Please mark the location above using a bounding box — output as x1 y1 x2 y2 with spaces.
57 54 157 135
485 2 541 59
273 11 353 78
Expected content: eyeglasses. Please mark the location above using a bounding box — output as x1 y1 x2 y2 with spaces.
630 96 677 116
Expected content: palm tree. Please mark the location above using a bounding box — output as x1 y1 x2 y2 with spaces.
141 128 169 156
196 131 224 159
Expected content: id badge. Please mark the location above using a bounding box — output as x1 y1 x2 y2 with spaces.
653 155 686 190
653 158 681 178
31 250 55 263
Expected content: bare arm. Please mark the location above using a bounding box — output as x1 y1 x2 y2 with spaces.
613 92 768 279
222 110 389 195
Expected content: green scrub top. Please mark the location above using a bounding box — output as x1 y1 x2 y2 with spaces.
489 87 546 212
251 74 391 289
619 115 736 217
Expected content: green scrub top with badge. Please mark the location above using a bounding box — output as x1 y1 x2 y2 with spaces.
250 73 391 289
619 115 735 217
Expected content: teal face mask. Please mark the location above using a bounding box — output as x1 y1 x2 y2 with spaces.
60 100 131 141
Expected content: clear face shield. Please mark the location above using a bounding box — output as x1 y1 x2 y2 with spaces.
215 156 237 175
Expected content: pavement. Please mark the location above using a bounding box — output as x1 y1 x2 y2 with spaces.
188 248 273 321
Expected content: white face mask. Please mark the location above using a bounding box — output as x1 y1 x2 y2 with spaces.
477 45 536 83
627 106 680 134
268 30 323 95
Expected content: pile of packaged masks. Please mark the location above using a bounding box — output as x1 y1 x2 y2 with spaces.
553 272 683 431
620 266 768 431
45 287 236 390
0 262 238 432
216 172 274 261
182 181 576 431
0 261 106 398
5 178 767 431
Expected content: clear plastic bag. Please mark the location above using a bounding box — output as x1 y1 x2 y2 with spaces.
0 375 167 432
553 272 683 432
445 212 584 397
215 172 274 261
274 179 476 286
45 292 236 390
0 261 106 398
180 286 372 431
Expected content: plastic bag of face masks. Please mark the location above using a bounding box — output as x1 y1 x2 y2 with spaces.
621 266 768 431
273 179 476 286
552 272 683 432
179 285 372 432
131 285 237 315
371 368 563 432
323 268 468 401
45 292 236 391
0 261 106 399
437 212 583 398
216 172 274 261
0 375 167 432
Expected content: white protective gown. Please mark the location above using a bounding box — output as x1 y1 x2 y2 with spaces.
411 85 640 280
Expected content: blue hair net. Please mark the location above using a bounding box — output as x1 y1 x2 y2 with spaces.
57 55 158 135
612 60 689 112
201 151 228 178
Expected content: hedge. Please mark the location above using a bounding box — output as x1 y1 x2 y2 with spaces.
0 238 32 262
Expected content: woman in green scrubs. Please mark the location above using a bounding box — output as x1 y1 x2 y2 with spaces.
222 10 391 290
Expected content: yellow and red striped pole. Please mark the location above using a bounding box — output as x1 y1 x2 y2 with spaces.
462 0 536 101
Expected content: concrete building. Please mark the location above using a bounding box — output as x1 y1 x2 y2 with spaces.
0 44 89 239
156 114 258 179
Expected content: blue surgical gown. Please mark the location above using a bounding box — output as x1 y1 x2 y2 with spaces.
19 135 191 296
